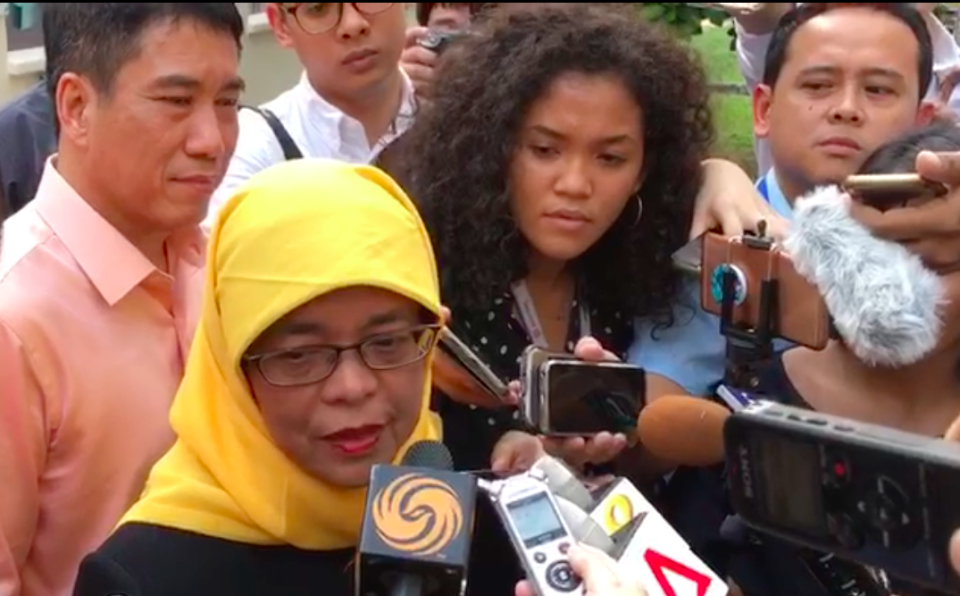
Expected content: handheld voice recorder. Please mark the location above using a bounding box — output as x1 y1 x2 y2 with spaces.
724 400 960 594
483 471 583 596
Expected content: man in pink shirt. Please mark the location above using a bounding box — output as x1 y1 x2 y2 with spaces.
0 5 245 596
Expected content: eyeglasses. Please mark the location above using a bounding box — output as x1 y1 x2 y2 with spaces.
244 324 441 387
282 3 395 35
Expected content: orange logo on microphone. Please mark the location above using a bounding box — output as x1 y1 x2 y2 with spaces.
372 473 464 557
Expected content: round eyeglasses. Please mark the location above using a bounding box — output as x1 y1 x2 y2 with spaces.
243 324 441 387
282 3 395 35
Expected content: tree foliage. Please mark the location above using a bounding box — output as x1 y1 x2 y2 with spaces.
638 3 730 39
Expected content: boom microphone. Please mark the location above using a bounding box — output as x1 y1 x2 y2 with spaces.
357 441 477 596
637 396 731 467
784 185 945 367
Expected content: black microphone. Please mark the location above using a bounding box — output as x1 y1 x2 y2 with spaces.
356 440 477 596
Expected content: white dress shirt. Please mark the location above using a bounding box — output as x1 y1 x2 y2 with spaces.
204 71 417 231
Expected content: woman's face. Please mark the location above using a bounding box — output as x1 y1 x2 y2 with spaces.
245 286 432 488
508 71 645 264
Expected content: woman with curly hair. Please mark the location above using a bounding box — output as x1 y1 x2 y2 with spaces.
396 2 737 477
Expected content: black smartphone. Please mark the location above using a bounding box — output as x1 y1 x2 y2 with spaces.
537 360 645 437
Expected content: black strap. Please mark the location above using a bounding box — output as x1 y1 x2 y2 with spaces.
242 105 304 161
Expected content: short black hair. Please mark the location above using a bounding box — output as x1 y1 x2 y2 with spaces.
859 123 960 174
42 3 244 104
398 4 712 323
763 4 933 102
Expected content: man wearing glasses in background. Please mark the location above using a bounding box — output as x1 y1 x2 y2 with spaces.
203 2 412 229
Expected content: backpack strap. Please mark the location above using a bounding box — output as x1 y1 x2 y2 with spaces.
242 105 304 161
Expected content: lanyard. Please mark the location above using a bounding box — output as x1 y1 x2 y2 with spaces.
510 280 591 349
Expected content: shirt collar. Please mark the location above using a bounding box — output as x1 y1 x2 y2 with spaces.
292 69 418 159
33 157 205 306
757 168 795 221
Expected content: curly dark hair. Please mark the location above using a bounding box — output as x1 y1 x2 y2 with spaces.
399 3 714 323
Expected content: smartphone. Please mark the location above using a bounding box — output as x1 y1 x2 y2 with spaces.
437 327 510 401
843 173 948 211
700 232 831 349
520 347 574 428
537 360 645 437
671 233 704 275
726 400 960 595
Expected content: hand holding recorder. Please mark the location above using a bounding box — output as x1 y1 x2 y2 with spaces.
515 544 649 596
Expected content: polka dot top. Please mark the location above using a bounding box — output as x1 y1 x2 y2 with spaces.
436 287 634 471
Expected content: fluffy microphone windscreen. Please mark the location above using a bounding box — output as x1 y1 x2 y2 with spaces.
637 396 730 467
785 185 945 367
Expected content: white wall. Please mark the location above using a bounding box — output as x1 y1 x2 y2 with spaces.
0 4 303 106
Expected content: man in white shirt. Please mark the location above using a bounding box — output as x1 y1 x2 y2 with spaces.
205 2 414 228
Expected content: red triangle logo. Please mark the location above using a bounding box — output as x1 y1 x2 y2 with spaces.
643 548 713 596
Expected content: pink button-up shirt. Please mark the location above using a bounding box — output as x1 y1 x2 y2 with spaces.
0 160 204 596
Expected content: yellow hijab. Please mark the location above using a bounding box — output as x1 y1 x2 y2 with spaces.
121 158 442 550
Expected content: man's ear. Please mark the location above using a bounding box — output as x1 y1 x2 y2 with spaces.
56 73 95 150
753 84 775 139
917 99 944 127
266 3 296 49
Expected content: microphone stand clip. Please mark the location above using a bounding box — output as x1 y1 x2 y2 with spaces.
718 225 778 392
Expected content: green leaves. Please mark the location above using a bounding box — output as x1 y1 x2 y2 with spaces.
637 3 732 40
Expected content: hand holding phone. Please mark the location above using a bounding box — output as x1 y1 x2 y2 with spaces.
843 173 948 211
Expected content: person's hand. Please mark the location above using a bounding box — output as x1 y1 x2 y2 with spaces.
400 26 438 103
540 337 630 469
431 306 520 408
491 430 547 474
691 158 790 241
515 544 648 596
726 2 794 34
850 151 960 273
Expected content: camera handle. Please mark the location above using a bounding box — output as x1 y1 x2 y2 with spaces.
718 236 778 391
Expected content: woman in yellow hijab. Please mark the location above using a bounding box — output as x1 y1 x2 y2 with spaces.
73 159 447 595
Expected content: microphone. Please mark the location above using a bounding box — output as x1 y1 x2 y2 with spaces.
784 185 945 367
638 395 731 467
357 441 477 596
